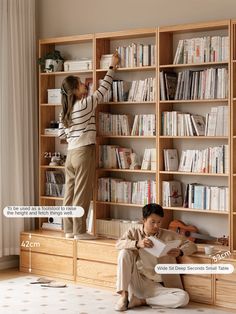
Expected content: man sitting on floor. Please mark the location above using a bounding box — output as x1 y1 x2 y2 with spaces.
115 203 197 311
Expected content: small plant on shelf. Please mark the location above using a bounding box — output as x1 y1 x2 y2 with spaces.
38 50 64 72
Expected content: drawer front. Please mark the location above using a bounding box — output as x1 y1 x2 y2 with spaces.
77 260 117 286
215 260 236 281
215 280 236 309
182 275 212 304
77 241 118 264
180 256 211 278
20 234 74 257
20 251 74 280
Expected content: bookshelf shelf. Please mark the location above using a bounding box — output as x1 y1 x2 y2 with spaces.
163 206 229 215
41 103 61 107
98 136 156 139
97 168 156 174
100 101 156 105
159 61 228 69
159 136 228 140
40 70 93 76
41 165 65 169
96 66 156 72
41 134 57 138
40 196 64 201
96 201 143 208
159 99 228 104
159 171 228 176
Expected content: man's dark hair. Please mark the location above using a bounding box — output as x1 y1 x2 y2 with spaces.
142 203 164 219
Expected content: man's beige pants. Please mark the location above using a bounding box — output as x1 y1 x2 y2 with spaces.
116 249 189 308
63 144 95 235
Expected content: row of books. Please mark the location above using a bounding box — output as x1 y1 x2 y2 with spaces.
100 78 156 103
177 145 229 174
96 219 142 239
99 113 156 136
45 170 65 184
99 145 132 169
97 178 156 205
127 78 156 102
117 44 156 68
173 36 229 64
141 148 156 170
161 106 228 136
162 180 229 211
45 183 65 197
131 114 156 136
160 68 228 101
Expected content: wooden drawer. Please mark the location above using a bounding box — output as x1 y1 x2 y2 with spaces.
20 251 75 280
77 260 117 288
215 280 236 309
215 260 236 281
77 240 118 264
20 234 74 257
180 256 212 278
182 275 212 304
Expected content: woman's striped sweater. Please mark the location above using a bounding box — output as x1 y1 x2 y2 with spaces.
58 69 114 150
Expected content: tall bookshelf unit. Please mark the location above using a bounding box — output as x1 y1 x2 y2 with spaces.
231 20 236 252
94 28 173 233
158 20 231 250
38 34 94 229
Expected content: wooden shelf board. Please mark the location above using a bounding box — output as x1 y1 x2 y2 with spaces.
97 135 156 139
41 135 57 138
159 99 228 103
159 171 228 176
159 136 228 139
100 101 156 105
41 103 61 107
41 165 65 169
97 168 156 174
159 61 228 68
96 201 143 208
96 66 155 72
40 70 93 76
40 196 64 201
39 34 93 45
163 206 229 214
159 20 230 33
95 28 156 39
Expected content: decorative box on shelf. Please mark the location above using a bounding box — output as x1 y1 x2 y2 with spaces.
47 89 61 104
100 54 113 69
64 59 92 71
96 218 142 239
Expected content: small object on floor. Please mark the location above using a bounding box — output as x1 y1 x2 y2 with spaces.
30 277 54 284
41 282 67 288
128 294 145 308
65 232 74 238
74 233 97 240
114 295 129 311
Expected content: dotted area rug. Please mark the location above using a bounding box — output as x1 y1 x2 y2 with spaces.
0 275 234 314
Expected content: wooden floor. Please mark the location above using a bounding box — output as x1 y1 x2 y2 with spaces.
0 268 26 280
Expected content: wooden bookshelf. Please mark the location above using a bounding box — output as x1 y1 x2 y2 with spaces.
231 20 236 252
158 20 231 252
38 34 94 230
94 28 162 230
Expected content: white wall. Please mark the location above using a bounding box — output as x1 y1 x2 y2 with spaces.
37 0 236 38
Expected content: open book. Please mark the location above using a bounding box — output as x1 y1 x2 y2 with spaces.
143 236 182 257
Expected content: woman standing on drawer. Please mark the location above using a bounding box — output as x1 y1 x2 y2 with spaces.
58 52 119 240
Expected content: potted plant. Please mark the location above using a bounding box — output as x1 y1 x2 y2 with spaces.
38 50 64 72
